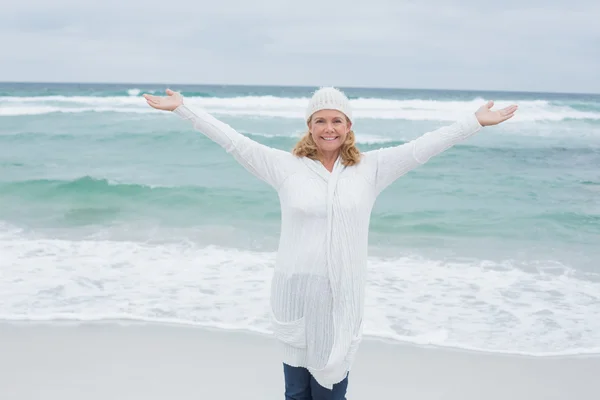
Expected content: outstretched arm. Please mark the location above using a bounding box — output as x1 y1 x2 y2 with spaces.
369 101 518 194
144 90 295 190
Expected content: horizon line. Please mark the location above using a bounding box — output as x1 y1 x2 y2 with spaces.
1 80 599 97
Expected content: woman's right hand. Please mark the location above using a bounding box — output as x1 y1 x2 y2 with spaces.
143 89 184 111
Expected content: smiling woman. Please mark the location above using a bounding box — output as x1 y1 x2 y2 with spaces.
293 88 361 171
142 86 517 400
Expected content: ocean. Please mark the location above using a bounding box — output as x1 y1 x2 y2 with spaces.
1 82 599 356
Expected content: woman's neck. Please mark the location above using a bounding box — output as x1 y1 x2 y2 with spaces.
319 150 340 172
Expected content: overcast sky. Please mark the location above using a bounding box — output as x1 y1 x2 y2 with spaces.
1 1 599 93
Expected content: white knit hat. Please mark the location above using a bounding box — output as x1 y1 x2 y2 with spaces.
305 87 353 122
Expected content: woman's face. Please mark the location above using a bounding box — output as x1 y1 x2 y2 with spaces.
308 109 352 155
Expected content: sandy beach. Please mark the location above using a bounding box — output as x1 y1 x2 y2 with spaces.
0 321 598 400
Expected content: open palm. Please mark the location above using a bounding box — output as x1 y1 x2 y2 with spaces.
143 89 183 111
475 101 518 126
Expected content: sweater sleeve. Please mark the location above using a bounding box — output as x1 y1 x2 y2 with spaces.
173 104 295 190
369 113 483 194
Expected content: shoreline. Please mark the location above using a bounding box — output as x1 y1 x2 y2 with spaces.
1 320 598 400
2 317 597 359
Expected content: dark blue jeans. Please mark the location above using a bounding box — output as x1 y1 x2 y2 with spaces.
283 363 349 400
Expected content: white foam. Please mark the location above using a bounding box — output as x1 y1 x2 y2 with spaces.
1 226 599 356
0 106 155 116
241 130 394 144
1 95 599 122
352 134 394 144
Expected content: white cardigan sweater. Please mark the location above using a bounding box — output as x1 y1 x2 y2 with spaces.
174 104 482 388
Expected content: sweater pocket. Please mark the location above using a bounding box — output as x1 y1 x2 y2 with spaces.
345 319 364 363
270 312 307 349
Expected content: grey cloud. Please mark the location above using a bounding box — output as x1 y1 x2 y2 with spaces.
1 0 599 93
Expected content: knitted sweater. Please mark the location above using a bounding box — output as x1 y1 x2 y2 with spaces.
173 104 483 388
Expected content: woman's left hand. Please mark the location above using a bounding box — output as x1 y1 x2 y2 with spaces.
475 101 518 126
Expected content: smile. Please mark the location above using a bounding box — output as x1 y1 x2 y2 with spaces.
321 137 338 141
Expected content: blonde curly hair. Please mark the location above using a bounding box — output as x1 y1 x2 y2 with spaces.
292 116 362 166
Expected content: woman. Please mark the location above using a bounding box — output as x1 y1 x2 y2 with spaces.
143 87 517 400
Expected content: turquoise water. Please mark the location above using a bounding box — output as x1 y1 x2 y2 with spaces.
1 82 599 355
